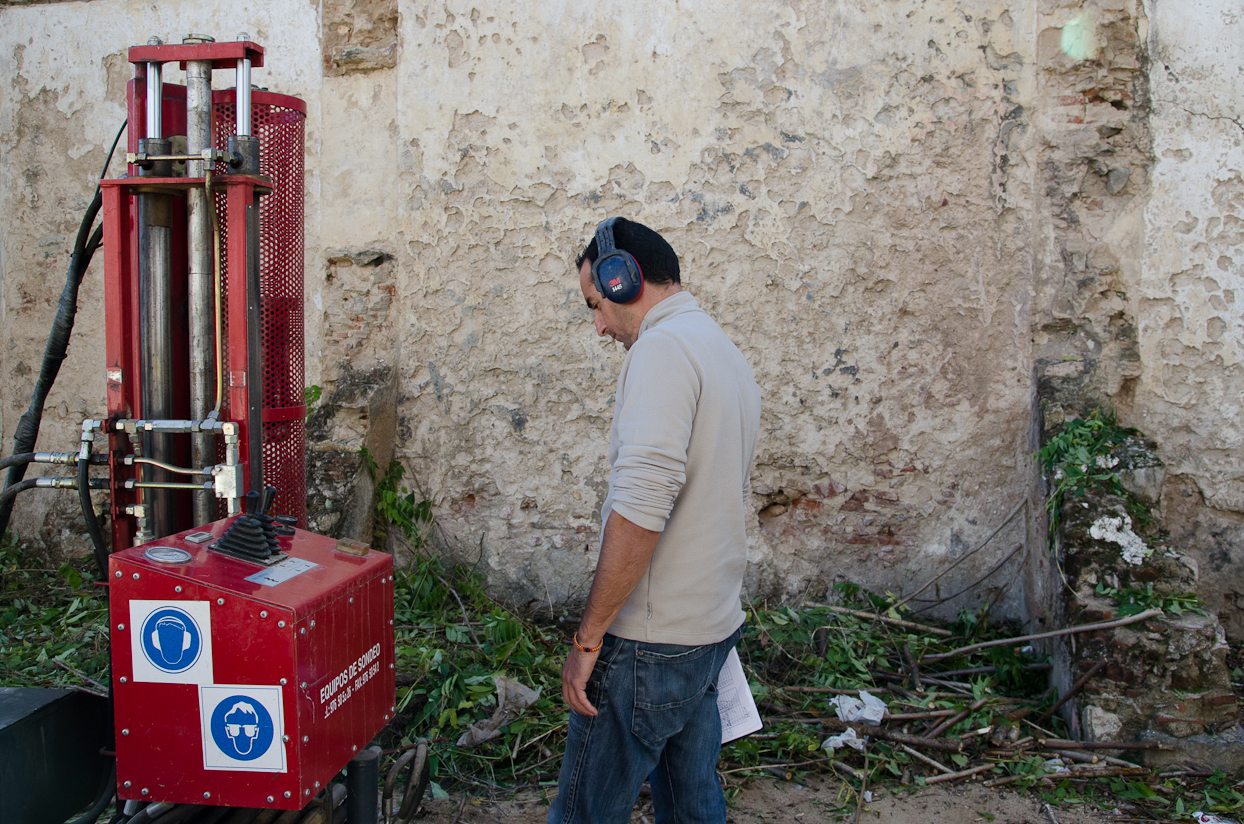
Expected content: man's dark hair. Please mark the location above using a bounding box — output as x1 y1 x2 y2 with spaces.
576 218 680 286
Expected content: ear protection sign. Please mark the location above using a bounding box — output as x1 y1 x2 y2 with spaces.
591 217 644 304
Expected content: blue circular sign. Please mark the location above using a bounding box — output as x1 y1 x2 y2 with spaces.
210 695 275 761
140 606 203 673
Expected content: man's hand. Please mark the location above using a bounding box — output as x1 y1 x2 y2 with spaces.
558 512 662 716
561 643 601 717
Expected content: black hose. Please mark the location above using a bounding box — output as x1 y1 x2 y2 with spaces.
67 761 116 824
126 802 174 824
0 195 101 537
0 119 124 542
80 445 110 581
0 452 37 471
0 479 39 507
153 807 205 824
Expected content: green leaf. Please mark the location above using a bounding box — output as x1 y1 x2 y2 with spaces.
429 781 450 800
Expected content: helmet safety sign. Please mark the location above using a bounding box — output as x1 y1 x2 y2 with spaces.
199 684 287 772
129 600 214 684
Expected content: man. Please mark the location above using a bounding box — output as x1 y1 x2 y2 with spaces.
549 217 761 824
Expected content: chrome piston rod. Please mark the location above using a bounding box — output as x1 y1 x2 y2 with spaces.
186 35 216 525
137 39 174 538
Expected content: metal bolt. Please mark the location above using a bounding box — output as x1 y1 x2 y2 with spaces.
310 620 316 628
352 745 358 752
305 790 311 796
303 736 309 743
147 36 163 46
315 781 320 789
284 791 291 799
260 610 268 618
118 624 125 631
384 714 389 721
267 796 274 803
133 573 140 580
349 597 354 604
300 681 307 688
122 729 130 736
124 781 132 789
389 663 394 669
141 788 149 796
175 586 182 593
390 620 394 626
300 627 306 635
217 598 224 606
280 678 287 685
237 32 251 41
203 792 211 800
120 676 128 684
282 735 289 742
278 620 286 628
115 571 122 578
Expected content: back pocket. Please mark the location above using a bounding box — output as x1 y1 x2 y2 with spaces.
631 643 716 747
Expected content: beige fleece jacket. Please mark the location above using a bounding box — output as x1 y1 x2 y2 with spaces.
603 291 761 645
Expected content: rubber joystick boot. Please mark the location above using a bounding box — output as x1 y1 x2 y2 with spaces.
215 514 276 560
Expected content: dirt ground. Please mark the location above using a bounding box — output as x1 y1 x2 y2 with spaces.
410 776 1120 824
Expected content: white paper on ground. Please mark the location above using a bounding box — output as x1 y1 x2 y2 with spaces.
718 647 763 743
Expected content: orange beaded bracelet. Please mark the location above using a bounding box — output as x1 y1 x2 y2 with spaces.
572 632 603 653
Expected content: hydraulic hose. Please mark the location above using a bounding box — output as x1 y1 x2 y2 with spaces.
0 119 124 542
124 801 174 824
67 761 116 824
0 452 37 471
80 445 109 581
0 200 101 535
0 479 39 507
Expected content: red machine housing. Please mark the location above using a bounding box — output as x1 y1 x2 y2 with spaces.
101 38 307 549
108 521 395 809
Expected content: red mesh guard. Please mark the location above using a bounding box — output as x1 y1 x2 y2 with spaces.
213 91 307 526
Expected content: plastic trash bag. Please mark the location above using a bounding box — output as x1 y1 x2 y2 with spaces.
822 726 866 752
830 690 887 725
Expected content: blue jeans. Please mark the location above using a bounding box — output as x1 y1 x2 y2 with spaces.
548 626 743 824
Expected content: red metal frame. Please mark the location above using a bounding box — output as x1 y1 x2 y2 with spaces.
128 41 265 72
103 57 306 550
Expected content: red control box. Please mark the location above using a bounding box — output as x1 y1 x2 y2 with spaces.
109 520 395 809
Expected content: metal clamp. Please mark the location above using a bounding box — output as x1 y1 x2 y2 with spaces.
126 147 238 169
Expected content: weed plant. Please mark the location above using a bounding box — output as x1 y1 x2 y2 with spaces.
1038 410 1140 541
0 533 109 691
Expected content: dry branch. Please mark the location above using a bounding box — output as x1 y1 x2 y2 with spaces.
923 763 997 784
1038 739 1171 751
922 609 1163 663
821 718 965 753
824 605 953 637
1035 660 1105 723
900 744 954 774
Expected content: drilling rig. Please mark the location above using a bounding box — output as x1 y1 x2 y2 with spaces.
0 34 423 824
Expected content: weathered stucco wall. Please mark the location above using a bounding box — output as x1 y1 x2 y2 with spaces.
382 0 1038 614
1139 0 1244 635
0 0 1240 631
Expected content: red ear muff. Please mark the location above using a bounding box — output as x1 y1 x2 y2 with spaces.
591 218 644 304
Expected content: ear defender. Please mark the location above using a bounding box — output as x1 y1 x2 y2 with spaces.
591 217 644 304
